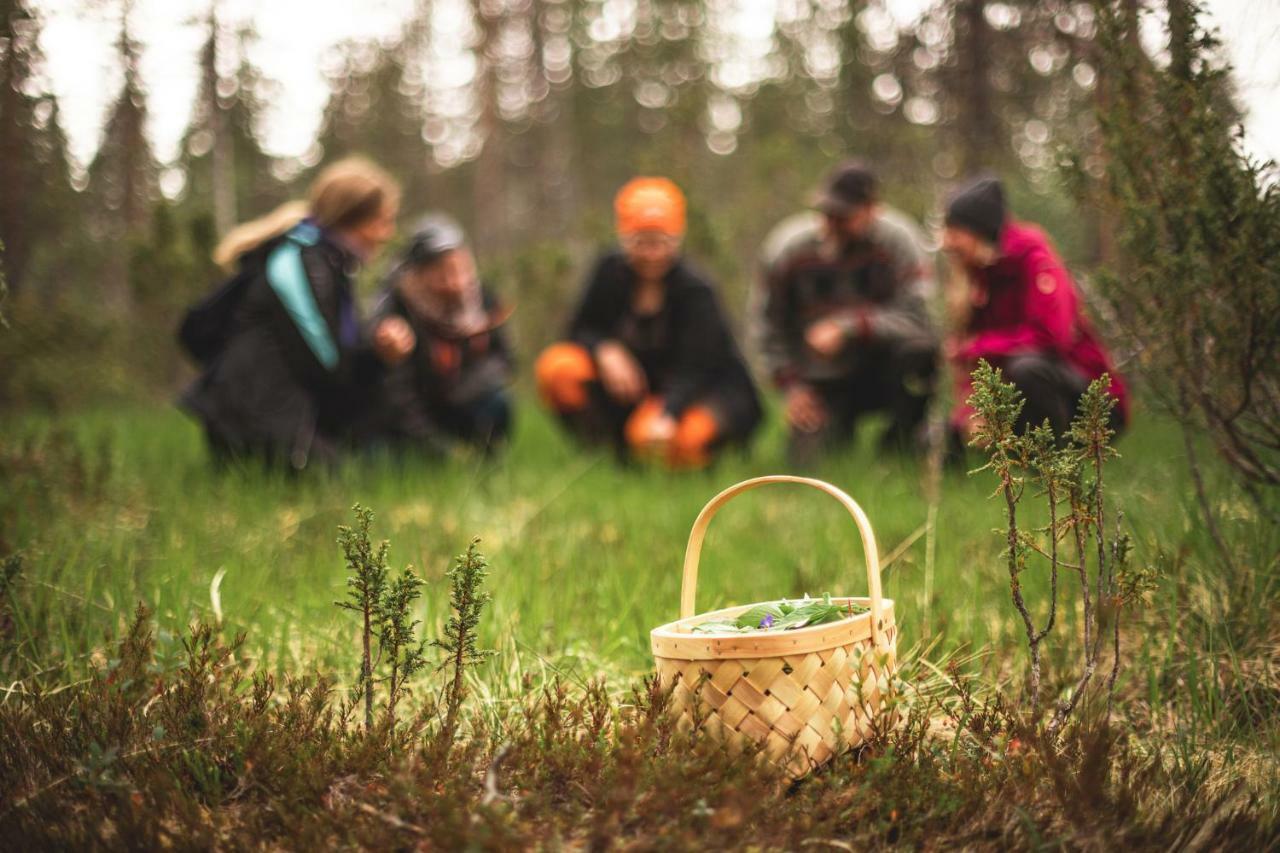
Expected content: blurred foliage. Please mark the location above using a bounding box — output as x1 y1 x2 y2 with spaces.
479 240 577 357
0 0 1208 411
1072 0 1280 507
0 298 139 410
0 201 211 411
180 17 288 234
0 0 77 301
0 240 8 330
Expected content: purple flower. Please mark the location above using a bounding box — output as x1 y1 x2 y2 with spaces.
759 613 775 628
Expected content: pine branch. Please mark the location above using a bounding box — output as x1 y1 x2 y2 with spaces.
333 504 435 735
968 361 1042 706
970 364 1141 733
432 538 496 747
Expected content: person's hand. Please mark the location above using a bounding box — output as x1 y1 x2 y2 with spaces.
644 412 678 446
944 336 971 362
943 261 974 332
805 317 849 359
785 384 827 433
373 316 416 365
596 340 647 404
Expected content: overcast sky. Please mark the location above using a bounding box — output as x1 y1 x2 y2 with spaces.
32 0 1280 177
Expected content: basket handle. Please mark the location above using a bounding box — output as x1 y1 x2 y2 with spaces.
680 475 884 643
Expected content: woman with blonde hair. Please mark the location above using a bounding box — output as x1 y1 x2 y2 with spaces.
179 157 416 468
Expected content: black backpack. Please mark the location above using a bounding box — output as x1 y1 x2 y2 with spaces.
177 269 252 366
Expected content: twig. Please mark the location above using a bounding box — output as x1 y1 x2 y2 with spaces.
1003 472 1041 706
481 744 512 806
1021 537 1083 571
924 503 937 640
1049 493 1097 734
879 521 929 576
1179 417 1236 573
30 580 112 612
1105 513 1126 717
1033 481 1060 644
353 801 427 836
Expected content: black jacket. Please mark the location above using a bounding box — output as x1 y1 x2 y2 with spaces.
179 226 382 467
567 251 761 431
370 282 514 443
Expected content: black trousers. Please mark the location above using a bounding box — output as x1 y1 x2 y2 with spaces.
435 388 513 451
1002 353 1127 438
789 338 939 464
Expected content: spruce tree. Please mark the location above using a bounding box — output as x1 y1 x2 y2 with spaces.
0 0 75 296
315 37 433 207
1079 0 1279 514
86 6 158 314
179 13 282 234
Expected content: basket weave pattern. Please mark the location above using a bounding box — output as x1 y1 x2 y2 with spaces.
650 476 898 777
657 623 898 775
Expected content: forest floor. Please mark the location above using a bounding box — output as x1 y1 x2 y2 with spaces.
2 402 1277 848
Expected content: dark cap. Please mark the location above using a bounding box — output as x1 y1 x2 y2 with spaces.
405 213 466 266
945 177 1006 246
813 160 879 216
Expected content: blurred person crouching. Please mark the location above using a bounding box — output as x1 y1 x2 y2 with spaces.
178 157 413 469
370 214 515 455
754 161 941 465
535 177 762 469
941 176 1130 446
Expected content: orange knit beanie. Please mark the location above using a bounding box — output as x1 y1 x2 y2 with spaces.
614 177 687 236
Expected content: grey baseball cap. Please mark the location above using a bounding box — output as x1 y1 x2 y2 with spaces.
405 213 467 266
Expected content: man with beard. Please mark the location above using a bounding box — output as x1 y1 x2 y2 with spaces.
372 214 515 455
754 162 940 464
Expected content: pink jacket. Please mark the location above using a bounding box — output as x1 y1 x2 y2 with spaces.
951 221 1129 429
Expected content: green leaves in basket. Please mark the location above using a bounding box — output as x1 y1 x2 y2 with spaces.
735 603 785 629
690 621 755 634
691 594 868 635
774 595 847 629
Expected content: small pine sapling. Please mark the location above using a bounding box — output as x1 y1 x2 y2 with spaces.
379 567 428 725
432 538 496 746
336 504 389 733
335 504 429 732
968 361 1153 732
967 360 1045 706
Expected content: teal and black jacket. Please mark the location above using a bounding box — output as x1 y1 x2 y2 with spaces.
179 221 383 468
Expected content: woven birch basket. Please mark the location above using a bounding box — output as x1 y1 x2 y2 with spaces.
650 475 897 778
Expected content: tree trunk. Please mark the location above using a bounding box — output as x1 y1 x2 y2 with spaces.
470 0 506 255
531 0 578 242
0 0 37 296
207 6 236 236
954 0 997 174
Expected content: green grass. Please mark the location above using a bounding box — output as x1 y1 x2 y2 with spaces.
4 398 1278 844
1 401 1256 682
